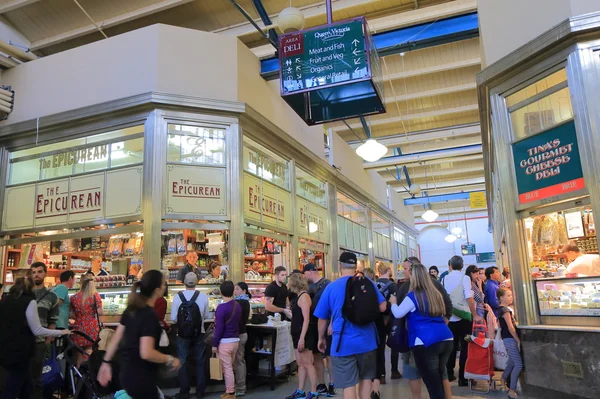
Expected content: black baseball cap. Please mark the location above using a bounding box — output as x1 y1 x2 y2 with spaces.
303 263 317 272
291 269 304 274
339 251 357 265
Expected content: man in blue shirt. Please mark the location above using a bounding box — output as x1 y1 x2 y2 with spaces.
484 266 502 317
314 252 386 399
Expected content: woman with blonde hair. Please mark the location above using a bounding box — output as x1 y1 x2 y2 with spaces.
285 273 319 399
70 273 103 363
389 263 453 399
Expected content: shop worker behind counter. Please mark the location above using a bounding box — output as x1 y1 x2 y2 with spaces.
314 252 387 399
265 266 292 321
30 261 60 399
90 256 109 276
177 251 205 283
564 241 600 276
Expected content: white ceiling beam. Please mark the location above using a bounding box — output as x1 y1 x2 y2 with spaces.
395 177 486 192
246 0 478 58
385 58 481 81
0 0 38 14
332 104 479 133
384 135 482 157
348 124 481 148
376 153 484 172
30 0 195 51
385 82 476 104
385 165 484 184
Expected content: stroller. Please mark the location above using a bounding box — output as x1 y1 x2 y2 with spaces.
464 321 495 394
60 330 121 399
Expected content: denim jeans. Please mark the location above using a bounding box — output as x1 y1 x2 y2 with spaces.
177 334 207 395
1 366 33 399
412 341 453 399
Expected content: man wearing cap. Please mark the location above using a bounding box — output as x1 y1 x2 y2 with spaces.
314 252 387 399
177 251 204 284
304 263 335 397
171 272 210 399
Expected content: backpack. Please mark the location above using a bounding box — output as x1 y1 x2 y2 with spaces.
376 280 394 300
337 273 381 352
342 273 380 326
176 291 202 338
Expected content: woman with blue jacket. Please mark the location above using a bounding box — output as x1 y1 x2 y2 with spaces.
390 263 454 399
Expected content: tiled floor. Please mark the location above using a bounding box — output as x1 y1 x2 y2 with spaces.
163 373 524 399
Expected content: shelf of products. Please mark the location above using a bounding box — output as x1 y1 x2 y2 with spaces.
2 232 145 286
535 277 600 316
525 206 599 281
244 233 290 283
161 229 226 282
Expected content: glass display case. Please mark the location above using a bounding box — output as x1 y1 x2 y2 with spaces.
79 284 267 324
535 276 600 317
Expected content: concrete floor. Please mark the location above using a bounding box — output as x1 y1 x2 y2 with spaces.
163 372 524 399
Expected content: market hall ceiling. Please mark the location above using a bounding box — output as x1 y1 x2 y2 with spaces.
0 0 483 218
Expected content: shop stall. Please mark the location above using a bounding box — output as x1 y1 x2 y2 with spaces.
0 24 416 332
478 13 600 398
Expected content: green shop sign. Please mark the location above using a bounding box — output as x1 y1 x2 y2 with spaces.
279 19 368 94
512 120 585 204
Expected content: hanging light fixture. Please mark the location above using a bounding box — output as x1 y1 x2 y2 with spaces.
421 203 439 223
451 227 462 235
356 116 388 162
445 234 458 243
356 139 388 162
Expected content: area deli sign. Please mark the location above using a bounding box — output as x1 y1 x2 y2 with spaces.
512 121 585 204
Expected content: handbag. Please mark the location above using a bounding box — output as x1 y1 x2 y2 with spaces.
493 327 508 370
42 343 64 393
159 329 170 347
445 275 473 321
204 301 239 346
386 316 409 353
209 354 223 380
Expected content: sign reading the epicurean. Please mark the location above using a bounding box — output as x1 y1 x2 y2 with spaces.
243 172 291 230
166 165 226 216
2 166 143 231
39 145 108 170
512 120 585 204
297 198 329 241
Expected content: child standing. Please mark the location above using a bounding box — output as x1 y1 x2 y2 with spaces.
496 288 522 399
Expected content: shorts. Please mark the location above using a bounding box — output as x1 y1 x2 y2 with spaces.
311 323 332 356
331 350 377 389
292 329 316 351
402 352 421 380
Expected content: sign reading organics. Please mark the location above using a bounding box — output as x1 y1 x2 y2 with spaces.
512 120 584 204
279 19 368 95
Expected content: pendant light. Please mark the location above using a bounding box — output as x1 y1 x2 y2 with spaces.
355 116 388 163
356 139 388 162
422 205 439 222
444 234 458 243
451 226 462 235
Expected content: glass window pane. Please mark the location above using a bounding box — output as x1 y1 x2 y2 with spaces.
168 125 226 166
111 138 144 167
8 158 40 185
86 125 144 144
510 87 573 140
41 161 73 180
506 69 567 108
243 138 290 189
296 168 327 207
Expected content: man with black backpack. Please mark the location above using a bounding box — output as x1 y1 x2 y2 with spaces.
314 252 387 399
171 272 209 399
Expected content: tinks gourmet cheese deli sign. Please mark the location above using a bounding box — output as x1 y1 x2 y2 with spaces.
2 167 143 231
512 120 584 204
166 165 226 216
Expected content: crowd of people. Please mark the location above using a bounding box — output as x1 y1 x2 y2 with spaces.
0 253 520 399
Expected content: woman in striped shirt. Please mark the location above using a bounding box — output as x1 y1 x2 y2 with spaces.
466 265 491 318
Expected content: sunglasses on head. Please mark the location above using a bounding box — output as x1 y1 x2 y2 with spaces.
404 258 414 265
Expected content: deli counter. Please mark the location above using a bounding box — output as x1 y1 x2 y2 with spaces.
71 281 268 325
